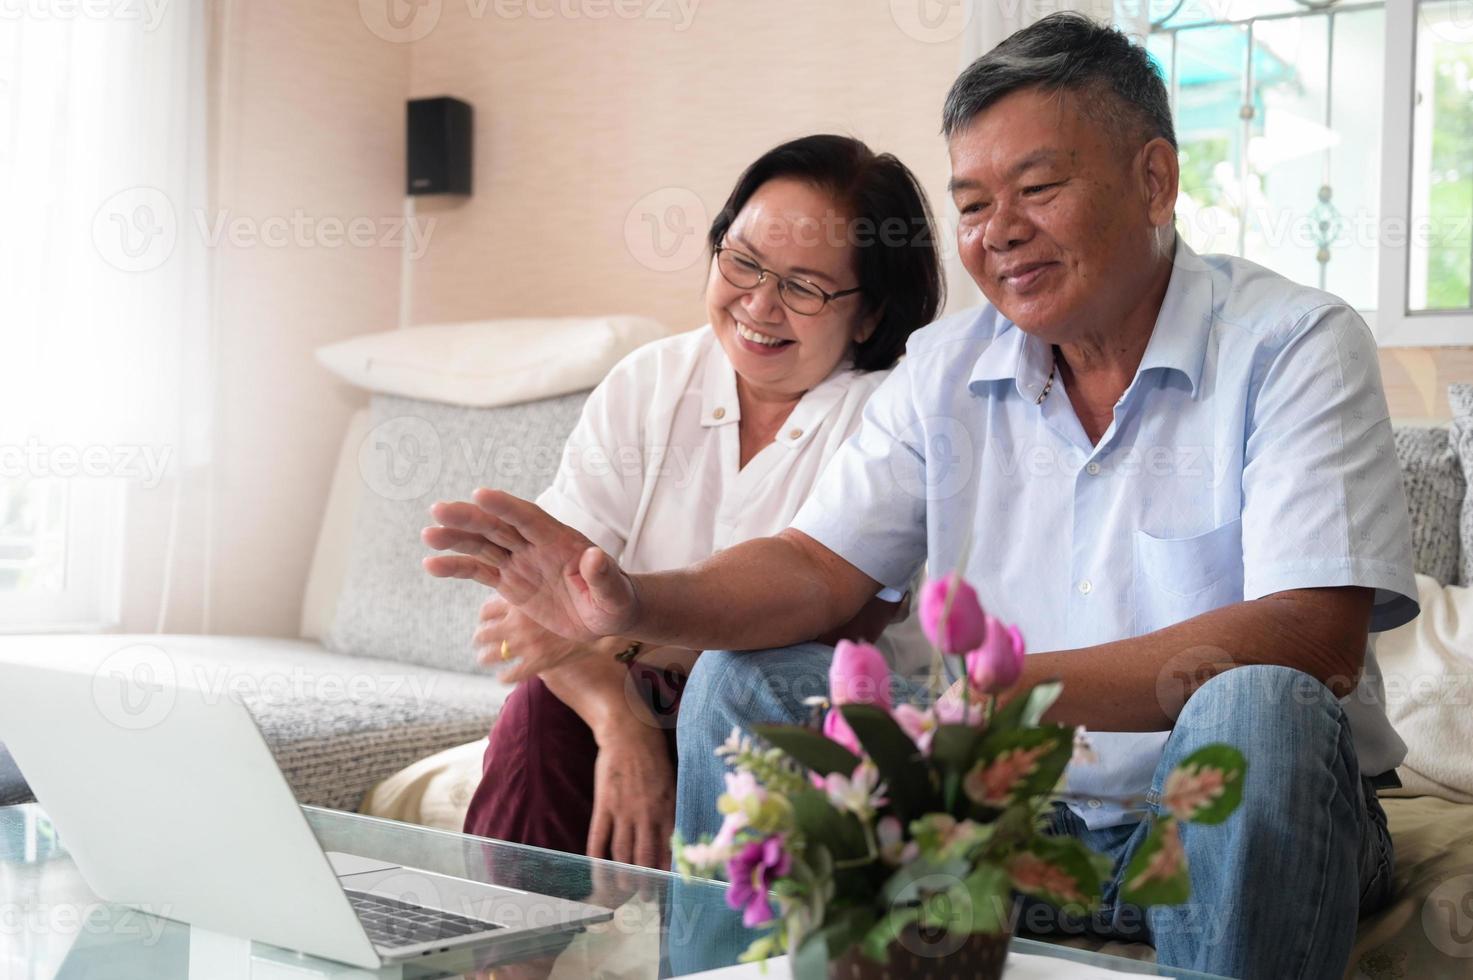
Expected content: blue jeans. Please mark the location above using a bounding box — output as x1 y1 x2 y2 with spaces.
674 645 1396 980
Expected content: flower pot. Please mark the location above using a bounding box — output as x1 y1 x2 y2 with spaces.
825 925 1011 980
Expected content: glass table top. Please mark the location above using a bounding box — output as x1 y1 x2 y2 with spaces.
0 803 1228 978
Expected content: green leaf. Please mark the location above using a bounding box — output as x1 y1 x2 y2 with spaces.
839 704 941 820
789 927 829 980
1162 745 1247 825
959 863 1012 935
967 725 1074 807
752 724 861 777
930 723 983 775
989 680 1063 731
1006 835 1110 913
1120 816 1192 907
788 788 868 861
811 906 876 965
860 906 920 963
879 854 970 907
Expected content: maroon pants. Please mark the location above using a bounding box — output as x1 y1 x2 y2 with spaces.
462 662 683 855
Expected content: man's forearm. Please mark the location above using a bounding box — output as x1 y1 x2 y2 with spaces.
625 531 877 652
1017 587 1372 732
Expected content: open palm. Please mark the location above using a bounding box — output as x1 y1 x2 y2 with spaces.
421 488 637 643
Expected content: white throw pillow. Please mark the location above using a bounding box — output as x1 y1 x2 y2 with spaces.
1375 573 1473 802
315 316 671 407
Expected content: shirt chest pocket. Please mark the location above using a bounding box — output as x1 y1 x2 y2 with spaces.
1132 518 1245 634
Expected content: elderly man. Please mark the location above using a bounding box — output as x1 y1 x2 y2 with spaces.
424 14 1416 977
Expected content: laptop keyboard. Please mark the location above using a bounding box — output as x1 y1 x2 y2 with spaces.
345 890 503 949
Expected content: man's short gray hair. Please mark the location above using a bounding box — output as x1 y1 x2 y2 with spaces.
941 12 1176 152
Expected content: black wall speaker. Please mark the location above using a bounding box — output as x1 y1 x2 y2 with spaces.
407 96 472 196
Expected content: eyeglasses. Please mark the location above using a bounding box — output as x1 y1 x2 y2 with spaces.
713 245 861 316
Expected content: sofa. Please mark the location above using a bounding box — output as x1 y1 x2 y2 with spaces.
1 318 1470 978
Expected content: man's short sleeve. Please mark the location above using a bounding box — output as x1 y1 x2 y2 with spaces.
1241 307 1418 631
790 358 928 591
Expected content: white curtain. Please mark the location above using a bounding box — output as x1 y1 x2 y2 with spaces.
944 0 1118 308
0 0 212 628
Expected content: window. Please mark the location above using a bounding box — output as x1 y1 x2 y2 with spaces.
0 479 123 631
1122 0 1473 345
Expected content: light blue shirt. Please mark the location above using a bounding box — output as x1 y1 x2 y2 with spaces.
792 240 1419 829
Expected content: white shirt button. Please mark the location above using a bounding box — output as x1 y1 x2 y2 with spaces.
788 428 803 439
1078 579 1093 595
1087 798 1103 809
712 407 725 420
1086 462 1101 476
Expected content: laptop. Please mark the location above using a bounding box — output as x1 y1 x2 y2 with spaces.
0 655 612 970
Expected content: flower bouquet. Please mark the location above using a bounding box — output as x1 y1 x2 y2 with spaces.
675 573 1246 980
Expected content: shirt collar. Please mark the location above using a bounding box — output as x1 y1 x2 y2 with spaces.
1134 237 1217 397
699 325 854 450
966 237 1218 399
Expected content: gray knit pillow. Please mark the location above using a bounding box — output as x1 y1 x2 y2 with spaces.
1451 384 1473 587
324 391 587 673
1393 423 1465 585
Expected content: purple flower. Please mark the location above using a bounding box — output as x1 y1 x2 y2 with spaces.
725 836 791 928
965 615 1026 693
918 574 988 654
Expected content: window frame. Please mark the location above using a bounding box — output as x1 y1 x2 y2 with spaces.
1117 0 1472 345
0 479 125 633
1375 0 1473 346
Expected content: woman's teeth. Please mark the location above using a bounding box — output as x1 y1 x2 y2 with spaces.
736 322 791 347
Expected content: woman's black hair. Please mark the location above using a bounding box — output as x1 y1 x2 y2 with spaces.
706 134 944 372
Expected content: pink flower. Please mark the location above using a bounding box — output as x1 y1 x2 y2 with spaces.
725 836 791 928
918 574 988 654
822 707 861 756
963 742 1055 806
829 640 892 709
1162 764 1228 821
965 616 1026 694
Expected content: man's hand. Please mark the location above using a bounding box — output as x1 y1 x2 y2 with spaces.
422 488 638 642
473 595 612 684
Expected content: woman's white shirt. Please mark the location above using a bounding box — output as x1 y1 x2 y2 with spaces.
534 325 927 672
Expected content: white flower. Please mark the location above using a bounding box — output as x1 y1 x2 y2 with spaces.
822 761 888 821
1071 726 1098 766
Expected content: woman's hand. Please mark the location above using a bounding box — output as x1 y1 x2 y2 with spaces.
585 722 676 870
422 488 639 643
473 595 613 684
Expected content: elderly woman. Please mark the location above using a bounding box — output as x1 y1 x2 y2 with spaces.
423 134 942 870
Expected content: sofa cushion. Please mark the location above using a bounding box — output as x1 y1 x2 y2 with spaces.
323 391 586 674
1450 384 1473 587
1393 424 1465 585
314 316 669 409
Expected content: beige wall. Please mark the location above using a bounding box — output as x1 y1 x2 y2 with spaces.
122 0 410 635
407 2 965 331
124 1 962 636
